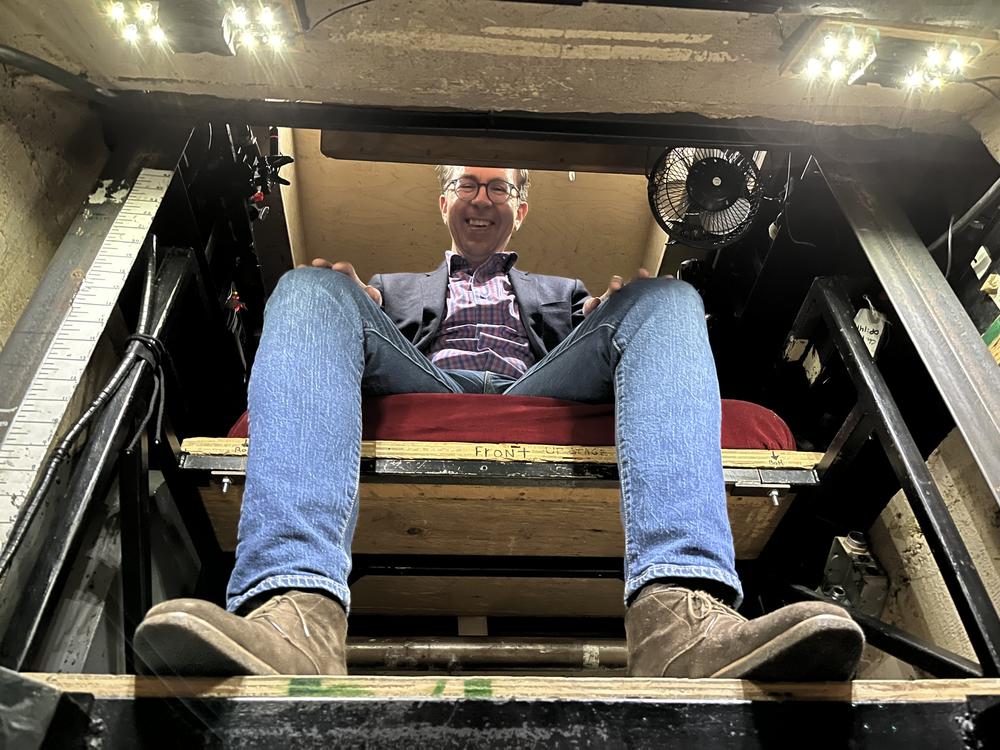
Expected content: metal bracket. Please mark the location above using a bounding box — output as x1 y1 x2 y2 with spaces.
818 532 888 618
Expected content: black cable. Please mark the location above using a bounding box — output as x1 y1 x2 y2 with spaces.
123 333 170 451
927 172 1000 253
782 153 818 249
0 44 116 102
0 237 162 576
304 0 377 34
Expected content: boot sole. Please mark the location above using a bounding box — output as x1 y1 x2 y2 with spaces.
711 614 864 681
133 612 280 676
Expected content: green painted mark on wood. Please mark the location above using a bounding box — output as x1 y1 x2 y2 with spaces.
463 678 493 698
287 678 373 697
431 679 447 696
983 314 1000 348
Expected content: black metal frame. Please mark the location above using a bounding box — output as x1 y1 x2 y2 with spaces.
782 277 1000 677
820 162 1000 514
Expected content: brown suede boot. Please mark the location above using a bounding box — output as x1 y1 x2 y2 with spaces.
133 591 347 676
626 584 864 680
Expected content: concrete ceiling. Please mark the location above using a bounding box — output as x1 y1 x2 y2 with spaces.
6 1 1000 285
3 1 1000 145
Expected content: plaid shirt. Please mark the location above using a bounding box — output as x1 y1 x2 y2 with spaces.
427 251 535 377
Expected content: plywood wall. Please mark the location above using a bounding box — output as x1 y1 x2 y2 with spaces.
280 129 660 294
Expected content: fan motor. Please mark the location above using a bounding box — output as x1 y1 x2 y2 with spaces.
647 147 764 249
686 157 744 213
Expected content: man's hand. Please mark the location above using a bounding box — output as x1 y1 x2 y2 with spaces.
582 267 651 316
303 258 383 306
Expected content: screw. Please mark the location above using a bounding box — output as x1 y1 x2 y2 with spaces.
221 477 232 494
769 489 780 506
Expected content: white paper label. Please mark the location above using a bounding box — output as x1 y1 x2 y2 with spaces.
854 306 887 358
803 345 822 385
972 246 992 280
784 337 809 362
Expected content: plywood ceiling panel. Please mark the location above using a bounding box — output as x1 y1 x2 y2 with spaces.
286 129 654 294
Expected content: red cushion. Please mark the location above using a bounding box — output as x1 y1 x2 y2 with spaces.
228 394 794 451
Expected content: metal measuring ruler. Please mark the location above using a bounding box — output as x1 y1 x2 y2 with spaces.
0 169 173 548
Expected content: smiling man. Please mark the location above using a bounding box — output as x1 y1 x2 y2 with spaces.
134 165 864 681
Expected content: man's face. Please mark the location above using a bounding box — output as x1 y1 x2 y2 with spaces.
440 166 529 265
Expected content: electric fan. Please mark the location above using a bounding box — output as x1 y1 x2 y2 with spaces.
647 147 763 249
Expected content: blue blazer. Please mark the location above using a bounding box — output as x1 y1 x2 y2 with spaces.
369 262 591 361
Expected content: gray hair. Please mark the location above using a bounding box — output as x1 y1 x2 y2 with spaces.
436 165 531 202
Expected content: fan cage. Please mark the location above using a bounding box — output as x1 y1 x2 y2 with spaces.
647 147 764 249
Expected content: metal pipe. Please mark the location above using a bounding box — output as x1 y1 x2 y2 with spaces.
346 637 627 670
0 45 116 102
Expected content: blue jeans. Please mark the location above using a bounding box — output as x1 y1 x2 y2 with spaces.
227 268 741 613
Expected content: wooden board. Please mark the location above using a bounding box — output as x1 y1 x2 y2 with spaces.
182 436 823 469
352 576 625 617
23 673 1000 702
200 481 793 559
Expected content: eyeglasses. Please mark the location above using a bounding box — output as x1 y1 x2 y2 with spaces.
445 178 521 204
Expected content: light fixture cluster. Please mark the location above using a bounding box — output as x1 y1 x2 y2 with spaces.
902 43 981 92
225 4 287 53
793 22 986 93
801 27 878 85
106 2 167 47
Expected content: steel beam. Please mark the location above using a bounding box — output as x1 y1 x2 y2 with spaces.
821 162 1000 511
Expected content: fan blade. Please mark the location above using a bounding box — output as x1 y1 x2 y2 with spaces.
676 147 697 170
660 193 690 221
725 197 752 226
700 197 751 235
666 160 690 182
699 210 725 235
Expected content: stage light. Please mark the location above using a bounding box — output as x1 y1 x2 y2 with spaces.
230 6 249 27
903 69 924 89
846 37 865 60
822 34 840 58
948 49 966 73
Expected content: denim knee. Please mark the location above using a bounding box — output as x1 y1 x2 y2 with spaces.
609 277 705 322
267 267 369 323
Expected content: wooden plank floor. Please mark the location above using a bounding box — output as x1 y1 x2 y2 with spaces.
24 673 1000 702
